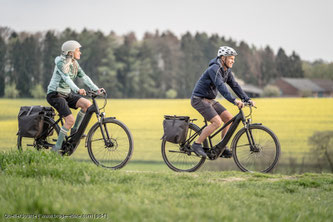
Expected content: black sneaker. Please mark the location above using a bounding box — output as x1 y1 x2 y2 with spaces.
192 143 207 158
220 147 232 158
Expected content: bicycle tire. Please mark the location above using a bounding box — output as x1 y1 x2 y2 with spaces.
87 118 133 169
161 123 207 172
231 124 280 173
17 116 60 151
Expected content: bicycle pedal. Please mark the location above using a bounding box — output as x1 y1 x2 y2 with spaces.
220 154 232 159
43 142 54 148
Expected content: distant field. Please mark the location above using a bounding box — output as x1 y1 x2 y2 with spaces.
1 98 333 171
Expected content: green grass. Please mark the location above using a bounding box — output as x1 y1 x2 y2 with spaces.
0 150 332 222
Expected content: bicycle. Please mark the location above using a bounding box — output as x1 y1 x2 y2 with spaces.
17 90 133 169
161 102 280 173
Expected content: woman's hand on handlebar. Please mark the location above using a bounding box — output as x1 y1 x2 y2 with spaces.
78 89 87 96
97 88 106 95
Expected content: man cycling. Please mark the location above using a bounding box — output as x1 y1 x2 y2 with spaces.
46 40 103 152
191 46 255 158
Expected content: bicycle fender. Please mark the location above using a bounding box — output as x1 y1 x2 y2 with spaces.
250 123 262 126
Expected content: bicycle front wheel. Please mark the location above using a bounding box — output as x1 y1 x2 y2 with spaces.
161 123 207 172
87 118 133 169
231 124 280 173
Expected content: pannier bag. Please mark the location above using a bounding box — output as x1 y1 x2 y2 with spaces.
18 106 55 138
163 115 190 144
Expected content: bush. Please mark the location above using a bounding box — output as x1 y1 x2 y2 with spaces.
261 85 281 97
308 131 333 172
166 89 177 99
4 83 19 98
300 90 312 97
30 84 45 99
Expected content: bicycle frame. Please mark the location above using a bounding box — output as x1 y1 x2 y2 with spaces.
68 93 113 151
186 108 256 151
39 92 112 153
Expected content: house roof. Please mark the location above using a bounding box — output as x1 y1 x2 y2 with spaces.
282 78 324 92
311 79 333 92
242 84 263 94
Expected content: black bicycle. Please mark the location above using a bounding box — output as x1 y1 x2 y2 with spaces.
161 102 280 173
17 91 133 169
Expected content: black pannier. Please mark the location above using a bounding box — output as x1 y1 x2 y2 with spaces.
18 106 55 138
162 115 190 144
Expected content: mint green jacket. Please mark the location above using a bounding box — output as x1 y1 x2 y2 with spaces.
47 56 99 95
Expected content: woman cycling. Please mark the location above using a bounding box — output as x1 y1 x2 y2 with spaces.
46 40 103 152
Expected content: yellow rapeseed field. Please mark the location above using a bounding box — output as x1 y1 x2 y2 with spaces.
0 98 332 162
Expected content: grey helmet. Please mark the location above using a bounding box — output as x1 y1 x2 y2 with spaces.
217 46 238 57
61 40 81 55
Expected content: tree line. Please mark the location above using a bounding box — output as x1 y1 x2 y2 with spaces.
0 27 331 98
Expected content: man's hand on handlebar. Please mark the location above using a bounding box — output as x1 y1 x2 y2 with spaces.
78 89 87 96
248 100 256 107
234 99 244 109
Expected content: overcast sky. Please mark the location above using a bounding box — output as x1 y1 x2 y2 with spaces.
1 0 332 62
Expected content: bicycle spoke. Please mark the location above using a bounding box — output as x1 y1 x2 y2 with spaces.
233 125 280 173
161 123 206 172
87 119 133 169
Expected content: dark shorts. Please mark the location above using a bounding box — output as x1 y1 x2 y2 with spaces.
191 96 226 121
46 92 83 117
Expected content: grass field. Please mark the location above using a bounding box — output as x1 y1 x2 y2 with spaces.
1 150 332 222
1 98 333 172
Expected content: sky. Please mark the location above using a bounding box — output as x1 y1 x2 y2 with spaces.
1 0 333 62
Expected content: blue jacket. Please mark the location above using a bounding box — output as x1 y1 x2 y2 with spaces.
192 57 250 104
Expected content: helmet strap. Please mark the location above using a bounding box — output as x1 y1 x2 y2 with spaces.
221 56 229 70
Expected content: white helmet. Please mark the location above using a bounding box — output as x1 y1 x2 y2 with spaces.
217 46 238 57
61 40 81 55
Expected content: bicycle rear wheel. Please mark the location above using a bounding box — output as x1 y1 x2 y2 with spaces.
231 124 280 173
17 117 60 151
161 123 207 172
87 118 133 169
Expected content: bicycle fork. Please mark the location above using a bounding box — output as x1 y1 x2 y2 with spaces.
243 119 260 152
97 113 114 147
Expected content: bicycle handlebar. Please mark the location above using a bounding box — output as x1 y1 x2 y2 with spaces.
243 101 257 109
87 89 106 97
86 89 108 110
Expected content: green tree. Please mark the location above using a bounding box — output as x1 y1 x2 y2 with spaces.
180 32 202 98
276 48 290 78
8 32 24 96
115 32 140 98
17 35 42 97
303 60 333 80
260 46 277 86
0 36 6 97
42 31 59 90
4 82 19 98
77 29 107 85
97 34 122 97
136 42 159 98
30 83 45 99
289 51 304 78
